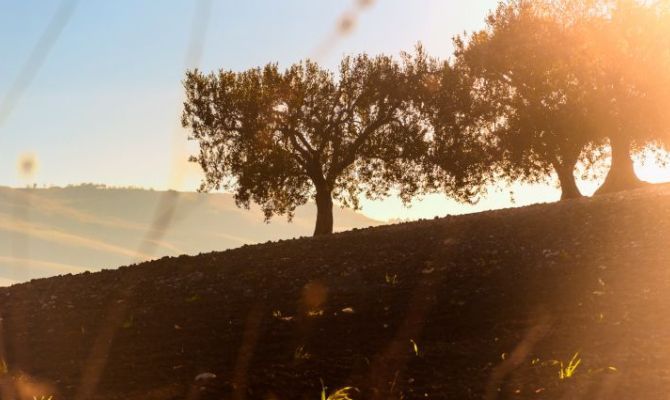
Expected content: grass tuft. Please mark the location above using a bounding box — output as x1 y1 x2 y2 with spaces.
559 352 581 380
320 379 358 400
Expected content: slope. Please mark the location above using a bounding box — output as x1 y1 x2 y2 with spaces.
0 185 379 284
0 185 669 399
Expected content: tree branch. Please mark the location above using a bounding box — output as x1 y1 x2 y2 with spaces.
327 112 396 182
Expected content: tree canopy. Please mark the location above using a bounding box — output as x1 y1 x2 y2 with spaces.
453 0 610 199
418 56 493 202
448 0 670 198
182 52 436 235
587 0 670 193
182 1 670 235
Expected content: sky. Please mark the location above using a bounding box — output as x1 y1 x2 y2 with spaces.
2 0 670 222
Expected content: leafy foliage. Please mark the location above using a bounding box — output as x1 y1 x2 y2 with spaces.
183 50 434 234
588 0 670 148
418 54 492 202
454 0 607 198
183 0 670 229
452 0 670 196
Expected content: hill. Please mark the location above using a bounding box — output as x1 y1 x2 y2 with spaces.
0 185 379 285
0 185 670 399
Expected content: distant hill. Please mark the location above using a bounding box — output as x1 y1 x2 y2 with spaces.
0 185 379 284
0 184 669 399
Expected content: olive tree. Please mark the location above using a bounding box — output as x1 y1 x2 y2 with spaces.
454 0 606 200
182 52 430 235
589 0 670 193
418 55 493 202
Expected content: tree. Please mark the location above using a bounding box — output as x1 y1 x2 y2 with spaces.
588 0 670 194
182 52 430 236
452 0 670 198
454 0 606 200
418 56 494 202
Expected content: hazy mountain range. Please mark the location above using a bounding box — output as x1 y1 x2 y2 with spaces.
0 185 379 286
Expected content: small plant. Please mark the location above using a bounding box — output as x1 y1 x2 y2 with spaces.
410 339 420 356
320 379 358 400
0 358 7 376
185 294 200 303
272 310 294 321
294 345 312 361
559 352 581 380
121 314 134 329
385 272 398 285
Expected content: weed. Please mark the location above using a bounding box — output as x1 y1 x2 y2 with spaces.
185 294 200 303
294 345 312 361
122 315 134 329
410 339 420 356
385 272 398 285
559 352 581 380
320 379 358 400
272 310 294 321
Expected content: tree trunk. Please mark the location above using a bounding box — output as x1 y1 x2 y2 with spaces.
595 135 644 195
552 148 583 200
313 185 333 236
555 160 582 200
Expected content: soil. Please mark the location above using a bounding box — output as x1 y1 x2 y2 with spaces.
2 185 670 399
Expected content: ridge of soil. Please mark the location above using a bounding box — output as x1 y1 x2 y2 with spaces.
2 185 670 399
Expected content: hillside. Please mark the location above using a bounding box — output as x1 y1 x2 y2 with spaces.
0 185 379 285
0 184 670 399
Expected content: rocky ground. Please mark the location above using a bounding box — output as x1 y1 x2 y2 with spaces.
1 185 670 399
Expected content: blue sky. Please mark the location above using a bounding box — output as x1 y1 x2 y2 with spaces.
4 0 666 221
